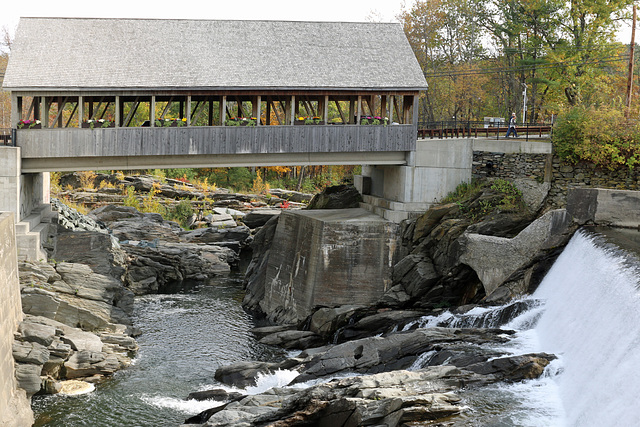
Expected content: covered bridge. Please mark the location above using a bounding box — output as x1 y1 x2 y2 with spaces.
3 18 427 172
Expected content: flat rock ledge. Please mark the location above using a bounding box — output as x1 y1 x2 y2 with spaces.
186 352 554 426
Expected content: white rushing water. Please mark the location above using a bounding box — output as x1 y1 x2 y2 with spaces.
532 230 640 427
406 229 640 426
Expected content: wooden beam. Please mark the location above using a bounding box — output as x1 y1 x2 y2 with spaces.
357 95 362 124
271 99 283 125
98 102 111 120
381 95 387 121
123 98 140 127
78 96 83 127
290 96 296 125
191 100 207 125
34 97 40 123
221 95 227 126
41 97 48 128
186 95 192 126
323 95 329 123
151 96 156 127
160 97 173 120
349 98 356 124
65 102 78 128
388 95 394 124
412 95 419 126
334 98 346 124
266 98 271 125
235 97 245 117
253 95 262 126
393 96 401 124
25 97 35 121
11 94 19 127
115 96 121 127
52 97 69 128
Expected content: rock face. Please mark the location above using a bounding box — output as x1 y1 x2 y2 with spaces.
14 313 136 396
459 209 575 296
123 242 235 294
243 208 400 324
198 349 554 426
20 260 134 330
88 205 247 294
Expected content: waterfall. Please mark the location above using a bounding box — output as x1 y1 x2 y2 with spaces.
532 230 640 427
406 229 640 426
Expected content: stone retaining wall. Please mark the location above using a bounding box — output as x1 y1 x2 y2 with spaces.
0 212 34 426
473 148 640 209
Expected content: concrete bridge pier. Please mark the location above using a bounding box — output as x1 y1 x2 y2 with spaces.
357 139 473 222
0 147 53 261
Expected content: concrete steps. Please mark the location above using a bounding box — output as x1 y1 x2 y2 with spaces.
15 204 56 261
360 195 429 223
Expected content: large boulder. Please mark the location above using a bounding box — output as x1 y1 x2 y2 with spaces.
242 209 281 229
269 189 314 203
178 225 251 246
459 209 576 296
122 242 234 294
307 184 363 209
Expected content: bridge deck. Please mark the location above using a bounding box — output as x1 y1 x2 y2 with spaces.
16 124 415 172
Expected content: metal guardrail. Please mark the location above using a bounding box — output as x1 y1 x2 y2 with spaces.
417 121 553 142
0 128 13 146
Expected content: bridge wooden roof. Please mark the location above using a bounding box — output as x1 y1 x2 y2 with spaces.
3 17 427 93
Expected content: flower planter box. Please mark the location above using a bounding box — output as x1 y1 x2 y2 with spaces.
17 121 42 129
82 122 115 129
155 120 186 127
294 120 325 125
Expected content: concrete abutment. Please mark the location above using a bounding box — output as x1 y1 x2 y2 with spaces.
0 147 53 261
357 138 553 222
0 212 35 426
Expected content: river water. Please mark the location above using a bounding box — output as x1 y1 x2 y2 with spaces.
32 274 286 427
32 229 640 426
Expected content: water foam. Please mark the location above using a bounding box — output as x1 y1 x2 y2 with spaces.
243 369 300 395
532 230 640 426
141 395 225 414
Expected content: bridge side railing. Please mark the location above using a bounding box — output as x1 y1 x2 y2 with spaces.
417 121 553 141
15 124 417 159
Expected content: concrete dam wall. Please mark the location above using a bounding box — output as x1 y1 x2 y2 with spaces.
254 209 400 324
0 212 34 426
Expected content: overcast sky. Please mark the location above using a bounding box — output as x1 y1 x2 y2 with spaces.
2 0 633 46
1 0 406 37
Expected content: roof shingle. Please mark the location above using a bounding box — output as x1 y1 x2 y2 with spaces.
3 18 427 91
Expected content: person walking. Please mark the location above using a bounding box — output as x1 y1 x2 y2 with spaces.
505 112 518 138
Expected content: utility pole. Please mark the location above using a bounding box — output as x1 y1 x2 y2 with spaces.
521 83 528 125
626 4 636 118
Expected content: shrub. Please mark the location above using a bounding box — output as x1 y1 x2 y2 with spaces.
553 106 640 170
168 200 194 229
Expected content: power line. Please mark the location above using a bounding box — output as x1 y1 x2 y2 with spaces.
423 55 629 78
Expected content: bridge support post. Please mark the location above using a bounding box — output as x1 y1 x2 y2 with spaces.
356 138 473 222
0 147 52 260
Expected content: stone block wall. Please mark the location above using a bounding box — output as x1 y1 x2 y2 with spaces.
0 212 34 426
472 148 640 209
472 152 548 180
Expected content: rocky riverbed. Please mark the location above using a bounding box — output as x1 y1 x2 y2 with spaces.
15 173 576 426
179 178 578 426
15 173 314 401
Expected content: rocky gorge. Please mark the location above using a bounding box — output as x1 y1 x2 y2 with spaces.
15 172 606 426
15 173 308 407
